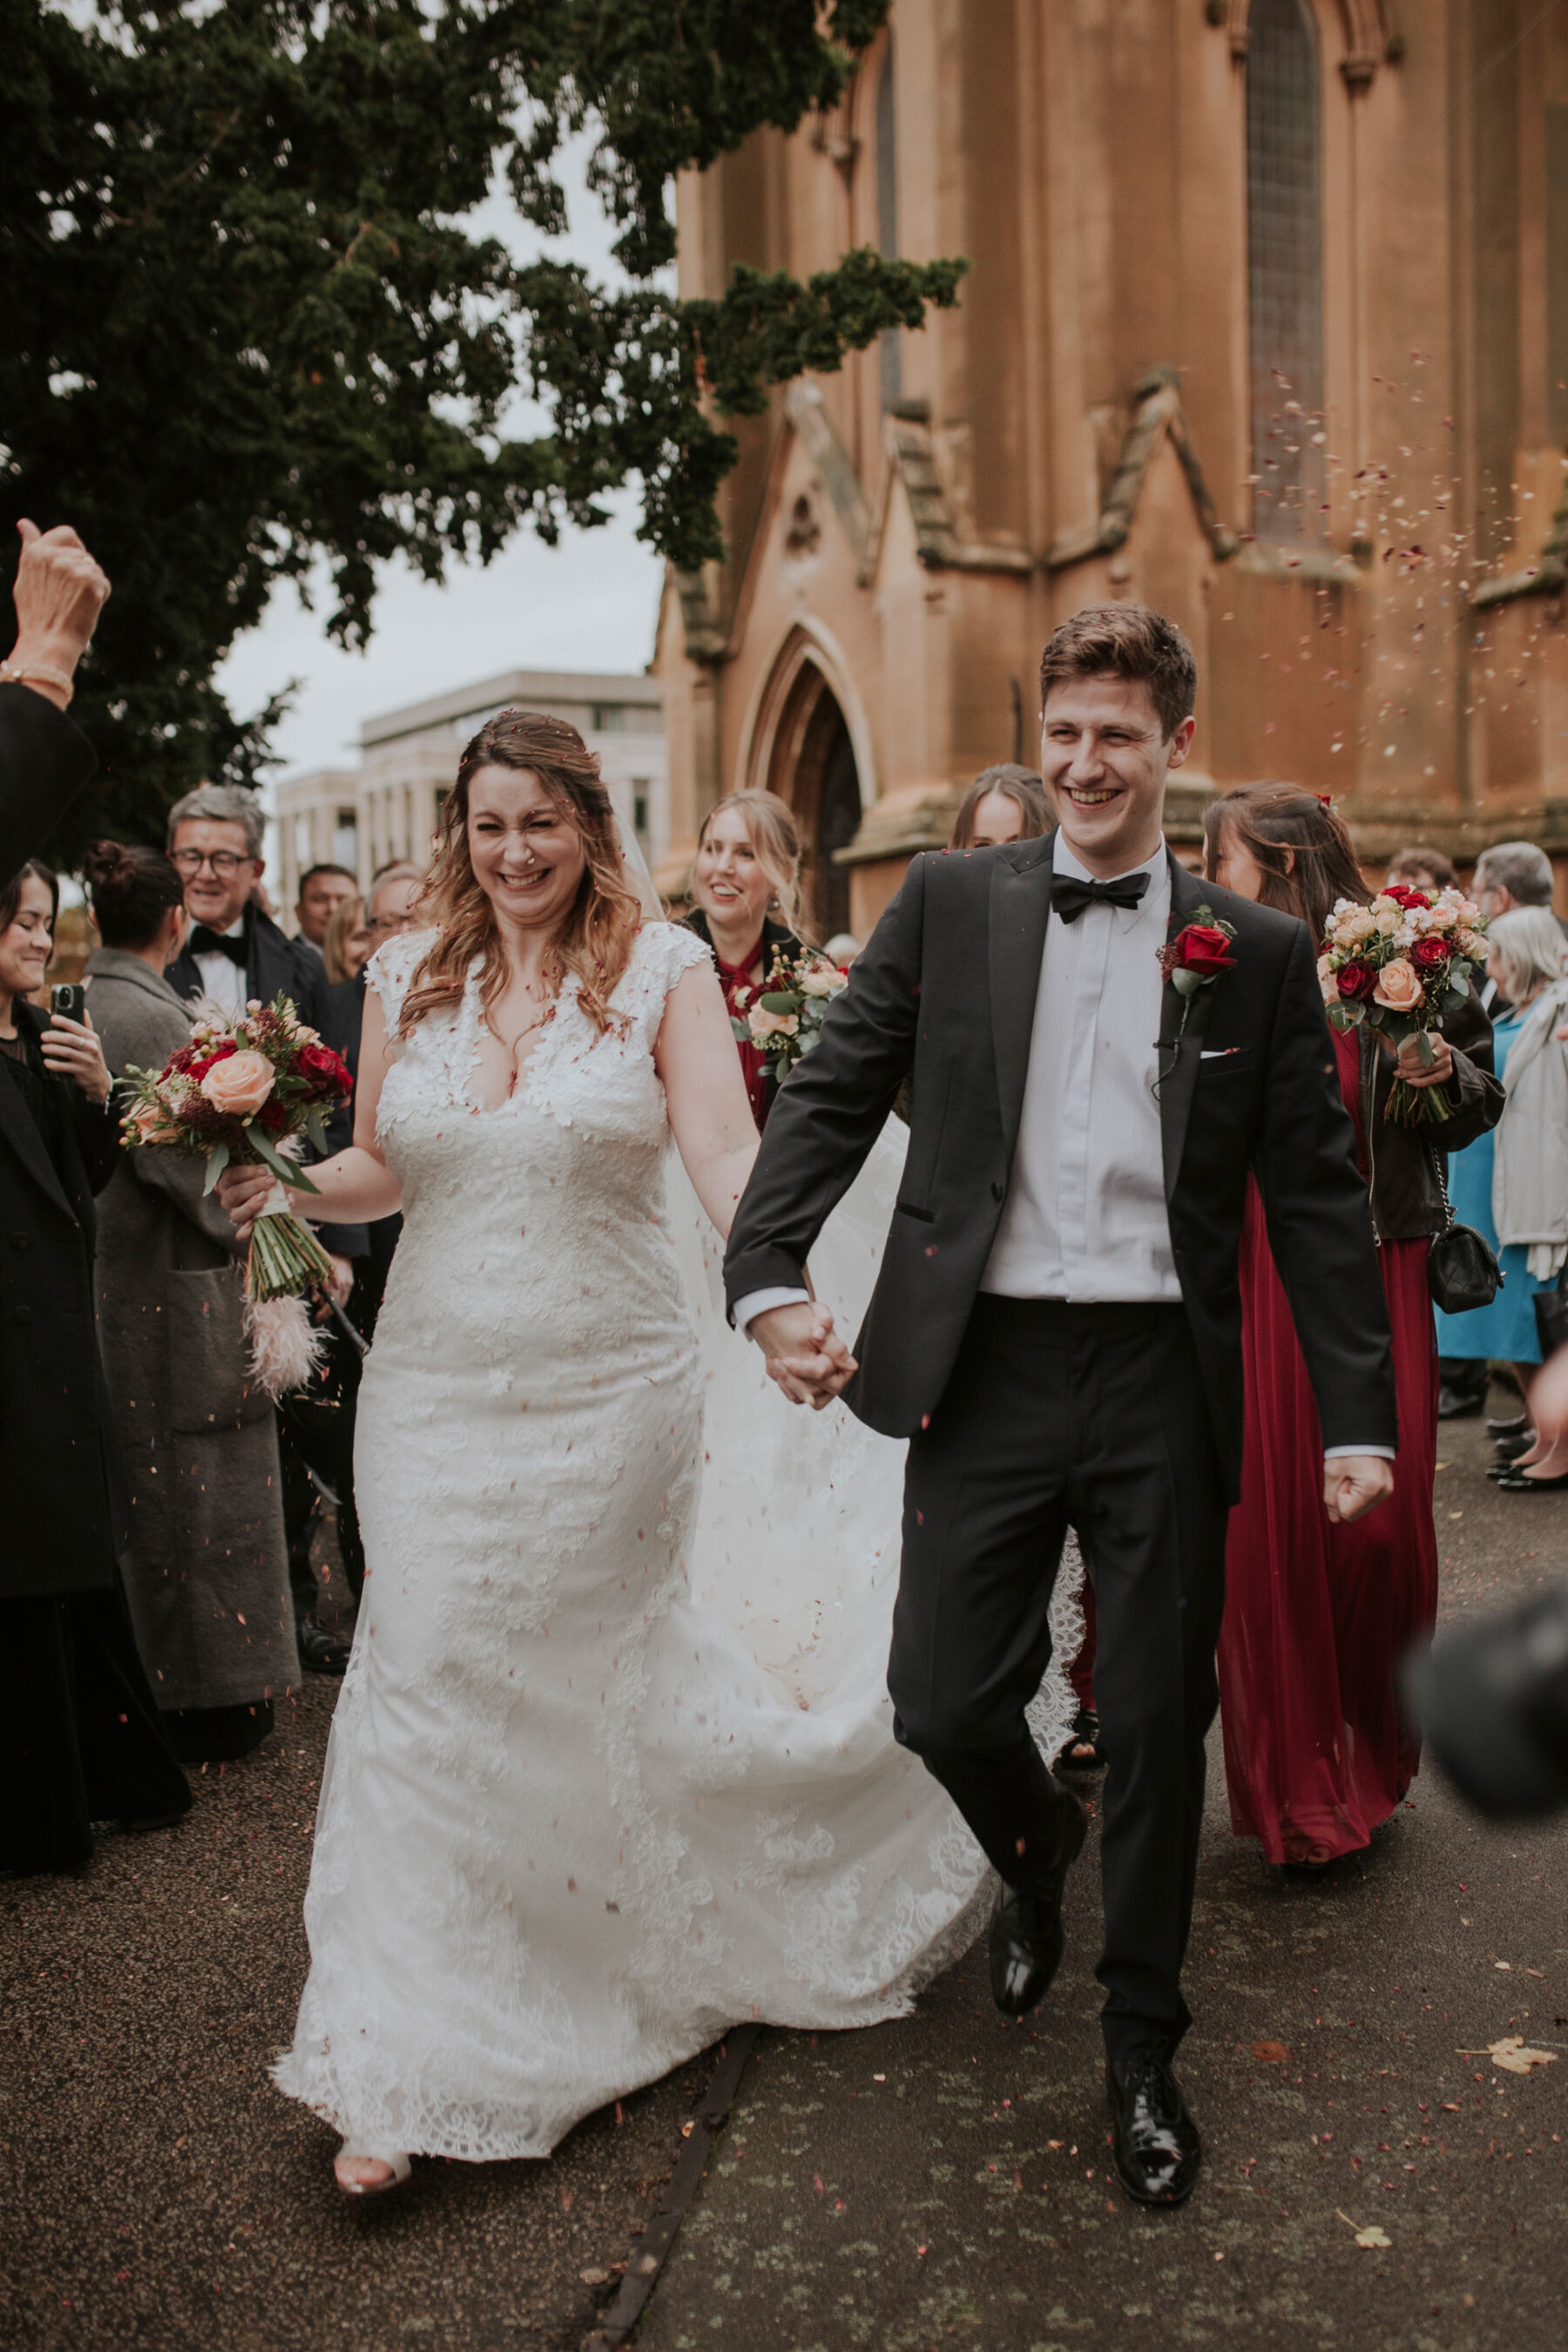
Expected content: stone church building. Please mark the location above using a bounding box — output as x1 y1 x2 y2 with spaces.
654 1 1568 936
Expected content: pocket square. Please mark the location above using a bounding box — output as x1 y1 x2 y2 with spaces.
1200 1047 1242 1060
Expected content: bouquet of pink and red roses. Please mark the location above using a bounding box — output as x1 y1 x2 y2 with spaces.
730 944 850 1083
1318 883 1489 1125
119 996 352 1301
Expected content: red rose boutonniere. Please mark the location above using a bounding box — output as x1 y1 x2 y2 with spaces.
1158 909 1239 1039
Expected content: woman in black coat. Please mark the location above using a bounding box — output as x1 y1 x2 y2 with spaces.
0 860 190 1871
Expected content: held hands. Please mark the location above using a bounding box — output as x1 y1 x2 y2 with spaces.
1323 1454 1395 1524
749 1301 857 1410
1387 1030 1454 1090
217 1160 292 1244
41 1010 111 1105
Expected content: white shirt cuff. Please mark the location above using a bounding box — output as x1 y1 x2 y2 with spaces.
1323 1444 1396 1461
733 1286 811 1335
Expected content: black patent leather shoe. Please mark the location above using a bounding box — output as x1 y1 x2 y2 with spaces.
988 1788 1088 2016
296 1614 351 1676
1106 2052 1201 2206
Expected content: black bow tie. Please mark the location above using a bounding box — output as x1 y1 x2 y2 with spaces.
189 924 247 966
1051 872 1152 924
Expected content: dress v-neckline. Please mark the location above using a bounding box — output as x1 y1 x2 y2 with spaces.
456 955 570 1117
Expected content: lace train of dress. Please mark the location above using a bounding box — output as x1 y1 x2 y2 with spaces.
274 924 1079 2159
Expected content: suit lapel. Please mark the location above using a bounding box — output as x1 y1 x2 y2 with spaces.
1157 852 1219 1204
989 840 1054 1169
0 1043 79 1225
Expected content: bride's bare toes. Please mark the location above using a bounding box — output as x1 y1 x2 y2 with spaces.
334 2146 410 2196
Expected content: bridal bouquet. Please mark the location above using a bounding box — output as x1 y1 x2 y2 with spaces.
120 996 352 1306
1318 884 1488 1125
731 946 850 1084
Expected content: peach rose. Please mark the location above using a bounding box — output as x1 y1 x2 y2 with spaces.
748 1006 800 1041
1317 954 1340 1005
1371 956 1424 1014
199 1046 276 1117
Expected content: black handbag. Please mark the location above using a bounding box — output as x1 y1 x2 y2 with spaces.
1426 1146 1504 1316
1532 1256 1568 1361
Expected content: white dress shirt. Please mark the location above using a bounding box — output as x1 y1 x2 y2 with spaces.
193 916 247 1018
981 837 1176 1302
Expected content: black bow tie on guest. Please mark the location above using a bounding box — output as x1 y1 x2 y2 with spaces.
188 924 247 965
1051 872 1152 924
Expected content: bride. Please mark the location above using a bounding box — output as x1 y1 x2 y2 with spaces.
220 709 1068 2196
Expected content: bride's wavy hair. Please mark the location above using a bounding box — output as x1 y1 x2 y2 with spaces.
399 710 643 1041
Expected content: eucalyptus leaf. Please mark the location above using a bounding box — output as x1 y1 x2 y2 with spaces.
201 1140 230 1195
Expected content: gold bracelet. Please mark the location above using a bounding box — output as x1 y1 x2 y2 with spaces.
0 658 75 706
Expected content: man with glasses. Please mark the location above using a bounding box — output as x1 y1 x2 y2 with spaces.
164 784 369 1679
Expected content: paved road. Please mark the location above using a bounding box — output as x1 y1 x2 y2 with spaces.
3 1413 1565 2350
636 1410 1568 2352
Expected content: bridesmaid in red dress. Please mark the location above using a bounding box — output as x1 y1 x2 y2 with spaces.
683 790 808 1132
1204 787 1502 1868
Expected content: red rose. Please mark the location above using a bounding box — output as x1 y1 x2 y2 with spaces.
186 1041 236 1083
1172 923 1236 977
1382 883 1430 910
1411 935 1451 968
259 1098 289 1133
296 1041 351 1098
1336 959 1376 1001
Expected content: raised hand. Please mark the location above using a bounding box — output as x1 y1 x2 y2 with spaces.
6 521 111 707
39 1010 111 1105
748 1300 857 1410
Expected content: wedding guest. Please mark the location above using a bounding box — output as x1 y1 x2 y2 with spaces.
363 861 423 952
294 863 357 958
0 858 192 1870
321 893 371 984
164 783 367 1675
1204 785 1501 1870
83 841 298 1761
1471 842 1566 1005
1387 845 1456 894
947 763 1048 851
1437 910 1568 1492
0 519 109 882
684 790 808 1130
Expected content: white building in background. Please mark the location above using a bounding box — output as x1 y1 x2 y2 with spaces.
273 668 666 922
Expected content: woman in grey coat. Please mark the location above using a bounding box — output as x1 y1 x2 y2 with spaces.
82 841 297 1761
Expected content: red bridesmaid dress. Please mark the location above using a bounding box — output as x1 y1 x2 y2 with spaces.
1217 1027 1437 1866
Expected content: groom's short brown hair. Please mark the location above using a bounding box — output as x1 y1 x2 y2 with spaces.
1038 605 1198 742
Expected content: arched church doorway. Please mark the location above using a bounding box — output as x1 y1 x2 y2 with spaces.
762 660 863 942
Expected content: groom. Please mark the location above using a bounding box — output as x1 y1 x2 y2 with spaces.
725 605 1396 2207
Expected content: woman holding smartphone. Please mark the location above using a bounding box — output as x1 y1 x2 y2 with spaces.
0 858 191 1871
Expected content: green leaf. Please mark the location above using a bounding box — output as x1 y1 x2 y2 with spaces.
201 1139 230 1195
303 1109 329 1153
759 990 802 1015
244 1125 321 1194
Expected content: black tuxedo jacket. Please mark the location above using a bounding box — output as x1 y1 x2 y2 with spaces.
0 681 97 882
165 904 367 1257
724 834 1397 1497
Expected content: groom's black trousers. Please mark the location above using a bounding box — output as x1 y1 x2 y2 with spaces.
888 1294 1228 2064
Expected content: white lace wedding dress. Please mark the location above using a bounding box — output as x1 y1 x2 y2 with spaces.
274 922 1081 2159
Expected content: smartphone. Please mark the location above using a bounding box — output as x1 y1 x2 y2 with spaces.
49 983 86 1025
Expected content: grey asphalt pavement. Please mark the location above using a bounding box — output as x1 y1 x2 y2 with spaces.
636 1409 1568 2352
3 1414 1565 2352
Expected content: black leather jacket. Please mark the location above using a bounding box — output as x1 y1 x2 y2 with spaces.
1360 993 1503 1242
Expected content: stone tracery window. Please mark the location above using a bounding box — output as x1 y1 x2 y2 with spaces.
1246 0 1326 540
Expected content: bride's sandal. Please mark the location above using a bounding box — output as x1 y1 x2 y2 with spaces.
1057 1707 1105 1774
334 2141 412 2197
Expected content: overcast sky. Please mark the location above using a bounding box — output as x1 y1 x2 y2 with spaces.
214 136 668 788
